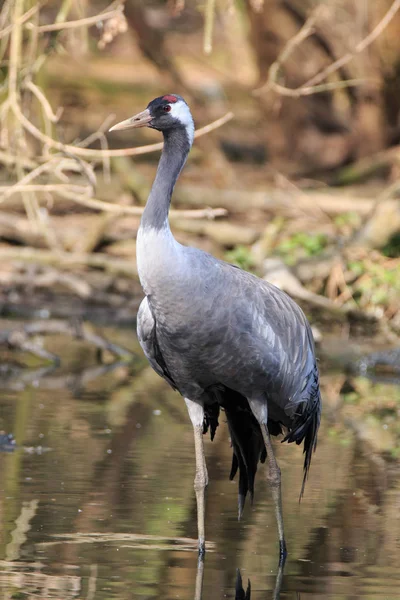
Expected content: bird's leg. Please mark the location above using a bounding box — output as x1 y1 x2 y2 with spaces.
194 554 205 600
185 398 208 557
248 397 287 565
272 552 286 600
261 425 287 565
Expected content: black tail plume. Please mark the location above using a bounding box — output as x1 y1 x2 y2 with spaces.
283 380 321 499
215 388 267 519
203 402 220 441
235 569 251 600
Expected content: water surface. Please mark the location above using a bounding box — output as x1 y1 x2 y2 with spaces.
1 328 399 599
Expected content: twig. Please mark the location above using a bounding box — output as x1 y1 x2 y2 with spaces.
24 80 60 122
14 103 234 159
55 186 227 219
0 3 40 41
0 161 59 200
0 183 227 219
0 150 37 169
254 10 319 96
255 0 400 98
35 5 122 33
8 0 24 104
76 114 116 148
303 0 400 90
203 0 216 54
267 78 367 98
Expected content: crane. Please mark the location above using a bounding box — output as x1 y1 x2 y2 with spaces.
110 95 322 563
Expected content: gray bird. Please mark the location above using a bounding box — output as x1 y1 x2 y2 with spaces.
110 95 321 563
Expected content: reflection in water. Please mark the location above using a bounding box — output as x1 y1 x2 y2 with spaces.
181 557 283 600
1 332 400 599
235 569 251 600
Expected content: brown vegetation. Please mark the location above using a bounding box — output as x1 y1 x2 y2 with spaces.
0 0 399 338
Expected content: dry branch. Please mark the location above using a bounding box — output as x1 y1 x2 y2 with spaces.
203 0 216 54
0 0 232 265
0 184 227 219
0 4 39 41
255 0 400 98
0 247 137 277
172 185 387 216
35 4 124 33
262 257 370 320
302 0 400 91
13 103 234 159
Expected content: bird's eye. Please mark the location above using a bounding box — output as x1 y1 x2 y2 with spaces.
163 105 171 112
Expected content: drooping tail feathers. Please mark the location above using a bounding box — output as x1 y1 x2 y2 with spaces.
203 401 219 441
205 379 321 511
283 383 321 499
235 569 251 600
207 387 272 519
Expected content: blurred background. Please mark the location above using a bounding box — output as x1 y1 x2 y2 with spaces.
0 1 400 598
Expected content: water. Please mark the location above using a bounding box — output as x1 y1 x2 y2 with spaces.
1 328 400 599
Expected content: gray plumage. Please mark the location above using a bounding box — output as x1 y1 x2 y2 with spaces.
110 94 322 561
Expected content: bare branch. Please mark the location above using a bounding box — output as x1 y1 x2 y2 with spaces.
0 246 138 277
0 3 40 41
253 10 319 96
35 4 123 33
13 103 234 159
303 0 400 90
24 81 61 122
8 0 24 103
0 183 227 219
255 0 400 98
203 0 216 54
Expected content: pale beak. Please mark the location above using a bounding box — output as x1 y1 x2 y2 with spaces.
109 108 152 132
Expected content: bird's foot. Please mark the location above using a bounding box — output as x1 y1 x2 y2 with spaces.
279 540 287 566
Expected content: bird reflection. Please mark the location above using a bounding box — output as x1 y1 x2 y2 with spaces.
194 556 285 600
235 569 251 599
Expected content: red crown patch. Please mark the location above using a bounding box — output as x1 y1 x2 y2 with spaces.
163 95 178 103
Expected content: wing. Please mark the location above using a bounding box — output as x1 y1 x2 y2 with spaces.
137 296 177 390
217 262 318 404
218 262 322 494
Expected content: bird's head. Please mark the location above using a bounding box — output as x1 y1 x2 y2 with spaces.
109 94 194 144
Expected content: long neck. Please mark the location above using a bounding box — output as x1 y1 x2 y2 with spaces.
141 127 191 230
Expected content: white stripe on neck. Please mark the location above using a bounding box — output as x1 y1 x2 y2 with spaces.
169 101 195 146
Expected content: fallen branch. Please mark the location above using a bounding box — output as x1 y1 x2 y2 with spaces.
0 247 137 276
1 319 134 364
172 185 388 216
263 257 372 320
0 184 227 219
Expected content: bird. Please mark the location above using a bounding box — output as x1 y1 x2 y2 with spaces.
109 94 322 563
